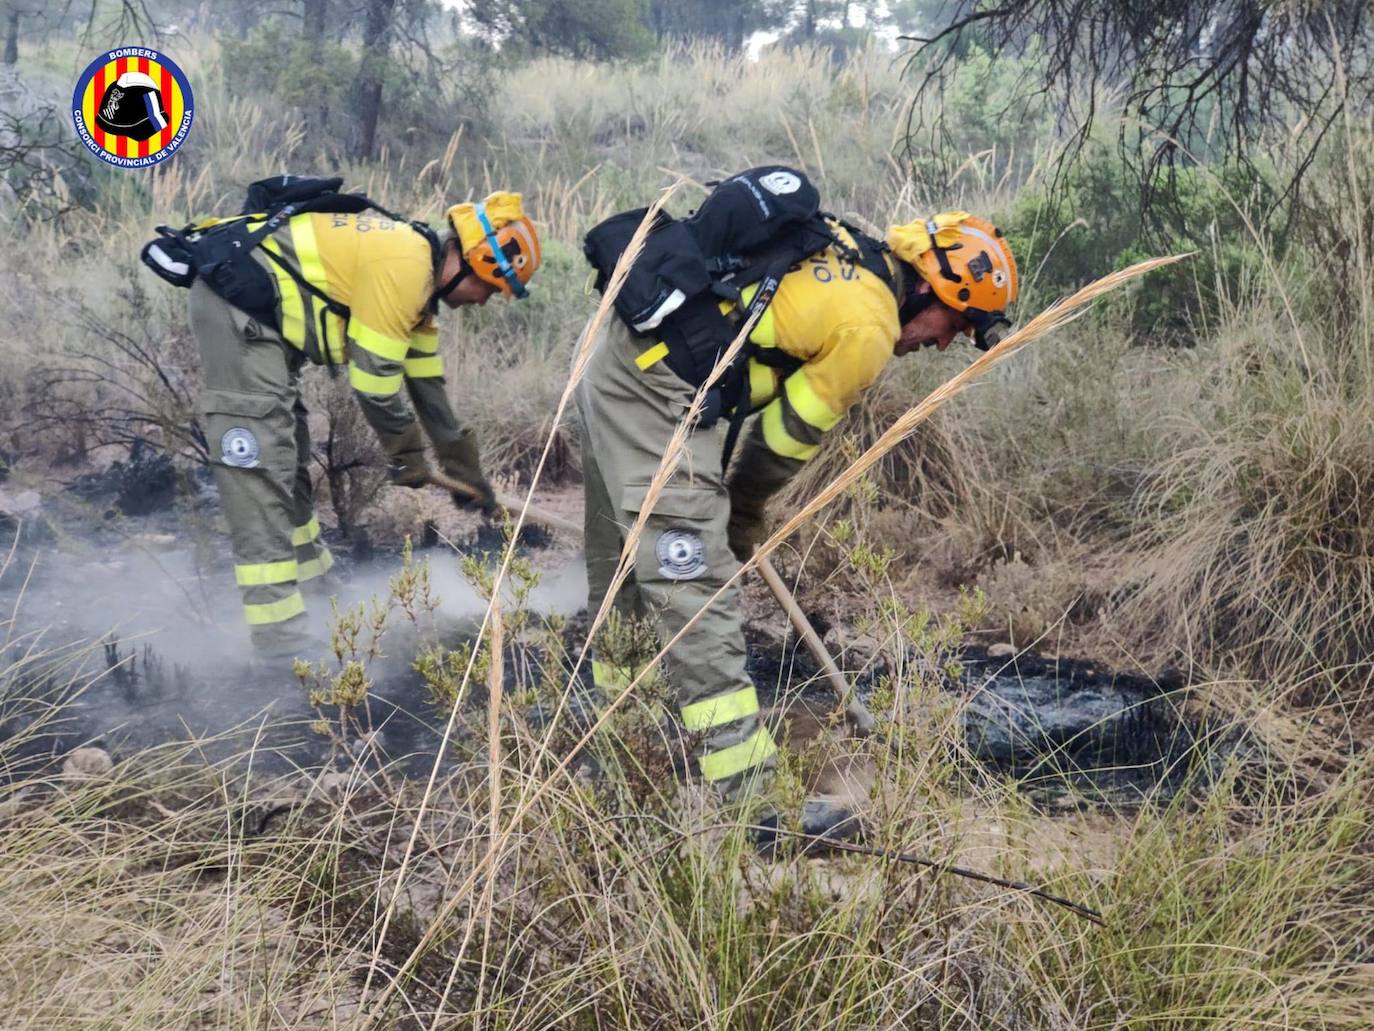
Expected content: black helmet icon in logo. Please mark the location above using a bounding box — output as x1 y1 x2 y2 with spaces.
94 71 169 141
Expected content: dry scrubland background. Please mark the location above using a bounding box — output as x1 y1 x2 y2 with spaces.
0 28 1372 1030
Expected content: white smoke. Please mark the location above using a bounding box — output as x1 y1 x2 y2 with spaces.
0 530 586 749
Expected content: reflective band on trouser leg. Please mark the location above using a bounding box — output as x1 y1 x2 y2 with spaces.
680 685 760 732
591 658 632 695
404 355 444 378
349 363 403 396
292 516 321 547
698 725 778 783
244 591 306 626
297 548 334 582
591 657 665 719
235 559 299 586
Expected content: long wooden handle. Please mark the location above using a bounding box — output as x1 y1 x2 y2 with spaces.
493 491 582 536
755 556 877 736
427 470 582 536
429 469 875 734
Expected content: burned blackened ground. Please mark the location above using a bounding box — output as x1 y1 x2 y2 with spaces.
1 575 1223 804
69 442 186 518
745 635 1221 804
2 614 1224 807
955 648 1218 804
0 469 587 782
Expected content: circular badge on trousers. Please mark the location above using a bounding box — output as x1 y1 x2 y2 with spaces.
656 528 707 581
72 46 194 169
221 427 260 468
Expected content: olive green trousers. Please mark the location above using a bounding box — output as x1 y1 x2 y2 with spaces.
188 281 334 656
576 320 777 799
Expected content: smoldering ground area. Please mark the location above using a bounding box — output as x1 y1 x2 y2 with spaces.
0 510 588 779
0 461 1228 806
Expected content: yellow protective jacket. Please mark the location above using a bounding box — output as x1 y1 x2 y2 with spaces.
252 210 462 451
729 223 903 496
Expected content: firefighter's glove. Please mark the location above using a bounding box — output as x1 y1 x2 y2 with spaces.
436 431 499 516
384 425 432 490
727 491 769 565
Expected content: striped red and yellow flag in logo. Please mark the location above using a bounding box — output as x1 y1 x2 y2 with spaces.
81 54 183 158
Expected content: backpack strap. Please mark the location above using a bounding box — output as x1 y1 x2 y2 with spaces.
346 195 444 309
716 252 796 471
829 216 898 295
258 244 350 375
254 198 440 365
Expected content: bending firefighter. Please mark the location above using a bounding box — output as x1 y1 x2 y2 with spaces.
144 178 541 657
579 168 1017 848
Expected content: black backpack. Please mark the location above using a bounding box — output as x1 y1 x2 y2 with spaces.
141 175 437 363
583 166 894 453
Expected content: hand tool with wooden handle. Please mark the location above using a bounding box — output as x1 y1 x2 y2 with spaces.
754 556 876 735
428 469 580 535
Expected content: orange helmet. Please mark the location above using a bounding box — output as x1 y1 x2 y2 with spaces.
446 193 542 298
887 211 1018 349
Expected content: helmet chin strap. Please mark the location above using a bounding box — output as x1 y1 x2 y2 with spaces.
430 239 471 307
898 273 938 325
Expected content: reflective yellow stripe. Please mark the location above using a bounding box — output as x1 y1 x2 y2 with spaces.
635 342 670 371
409 329 439 354
404 355 444 378
292 516 321 546
351 321 411 362
738 283 777 347
297 548 334 582
260 238 305 348
592 658 632 696
784 371 842 431
748 360 777 408
292 214 327 288
235 559 299 587
349 364 404 396
680 686 760 732
698 726 778 782
591 659 666 719
243 591 306 626
762 403 818 460
290 215 344 363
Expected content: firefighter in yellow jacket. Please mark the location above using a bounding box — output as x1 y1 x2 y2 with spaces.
183 190 541 657
577 202 1016 849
